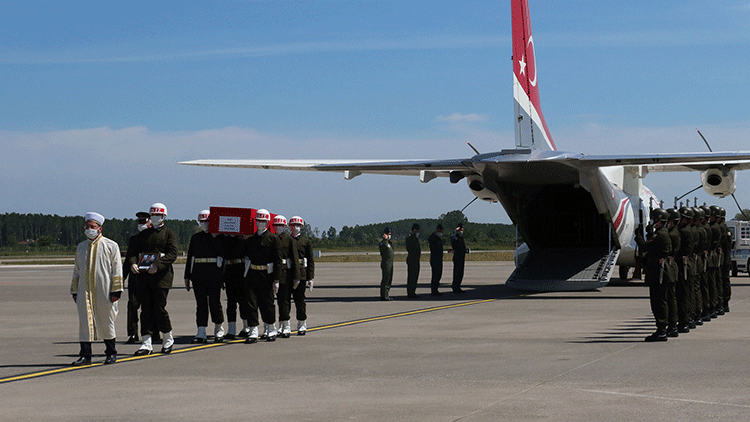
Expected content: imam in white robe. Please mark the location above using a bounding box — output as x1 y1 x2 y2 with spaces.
70 235 124 342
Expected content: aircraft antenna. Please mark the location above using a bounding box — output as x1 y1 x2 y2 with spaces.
460 197 479 213
466 142 481 155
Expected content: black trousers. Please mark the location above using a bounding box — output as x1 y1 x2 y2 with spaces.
245 269 275 326
406 259 419 295
279 280 307 321
192 278 224 327
452 259 465 289
79 339 116 358
126 285 140 338
137 281 172 336
224 264 248 322
430 259 442 291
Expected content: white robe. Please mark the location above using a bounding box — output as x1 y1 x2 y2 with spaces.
71 235 124 342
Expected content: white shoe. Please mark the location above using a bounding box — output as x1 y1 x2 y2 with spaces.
214 323 225 341
280 320 291 338
244 325 259 343
265 323 277 341
162 331 174 351
297 320 307 336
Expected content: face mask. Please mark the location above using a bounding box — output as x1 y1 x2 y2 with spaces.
138 223 150 232
151 215 165 227
200 222 209 232
415 232 420 238
387 234 391 240
437 232 443 238
256 222 267 233
85 228 99 240
291 226 302 237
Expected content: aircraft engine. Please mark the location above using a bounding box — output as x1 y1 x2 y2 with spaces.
700 168 736 198
466 174 499 202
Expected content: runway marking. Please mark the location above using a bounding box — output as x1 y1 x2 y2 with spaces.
577 388 750 409
0 297 504 385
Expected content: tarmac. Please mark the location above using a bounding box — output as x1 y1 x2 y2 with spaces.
1 261 749 421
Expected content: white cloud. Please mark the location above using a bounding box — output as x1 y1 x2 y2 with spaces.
435 113 489 123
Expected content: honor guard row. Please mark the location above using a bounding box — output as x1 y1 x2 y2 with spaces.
636 205 732 342
70 204 315 366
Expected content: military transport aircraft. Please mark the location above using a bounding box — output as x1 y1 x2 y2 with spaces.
180 0 750 291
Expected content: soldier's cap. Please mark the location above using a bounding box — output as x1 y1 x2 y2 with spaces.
135 211 150 218
411 223 420 231
383 227 391 234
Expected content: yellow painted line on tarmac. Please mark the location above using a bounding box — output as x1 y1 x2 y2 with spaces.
0 297 505 385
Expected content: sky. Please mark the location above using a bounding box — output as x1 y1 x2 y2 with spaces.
1 0 749 233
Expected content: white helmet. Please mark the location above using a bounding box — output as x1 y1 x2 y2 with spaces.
150 203 167 216
198 209 210 222
289 216 304 226
273 215 287 226
255 209 271 221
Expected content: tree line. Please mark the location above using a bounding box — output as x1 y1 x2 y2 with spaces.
0 210 519 253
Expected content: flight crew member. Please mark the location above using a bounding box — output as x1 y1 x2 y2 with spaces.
219 233 249 340
405 223 421 299
718 207 732 312
290 216 314 335
635 208 672 342
243 209 282 343
71 212 123 365
273 215 300 338
676 207 695 332
184 210 225 343
450 223 468 294
128 203 178 355
428 224 444 296
379 227 394 301
122 211 152 344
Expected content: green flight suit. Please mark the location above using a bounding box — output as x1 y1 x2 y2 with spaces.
379 238 394 299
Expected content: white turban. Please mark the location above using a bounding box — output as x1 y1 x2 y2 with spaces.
84 212 105 226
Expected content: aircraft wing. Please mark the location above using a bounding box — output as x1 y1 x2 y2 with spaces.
178 158 473 180
180 150 750 178
575 151 750 172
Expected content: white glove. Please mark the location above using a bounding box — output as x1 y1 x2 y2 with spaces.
306 279 314 291
293 280 300 289
273 280 280 296
216 256 223 268
130 263 139 274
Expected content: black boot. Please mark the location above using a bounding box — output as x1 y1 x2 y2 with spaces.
72 342 92 365
644 330 668 342
103 338 117 364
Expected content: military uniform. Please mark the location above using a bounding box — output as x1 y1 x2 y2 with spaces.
405 230 421 298
635 217 671 341
123 233 141 342
219 235 249 338
719 215 732 311
427 230 444 296
291 232 315 329
185 230 225 339
126 224 178 339
379 234 394 300
676 214 695 331
695 217 711 321
244 228 282 338
450 228 468 293
276 229 300 335
665 222 680 335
